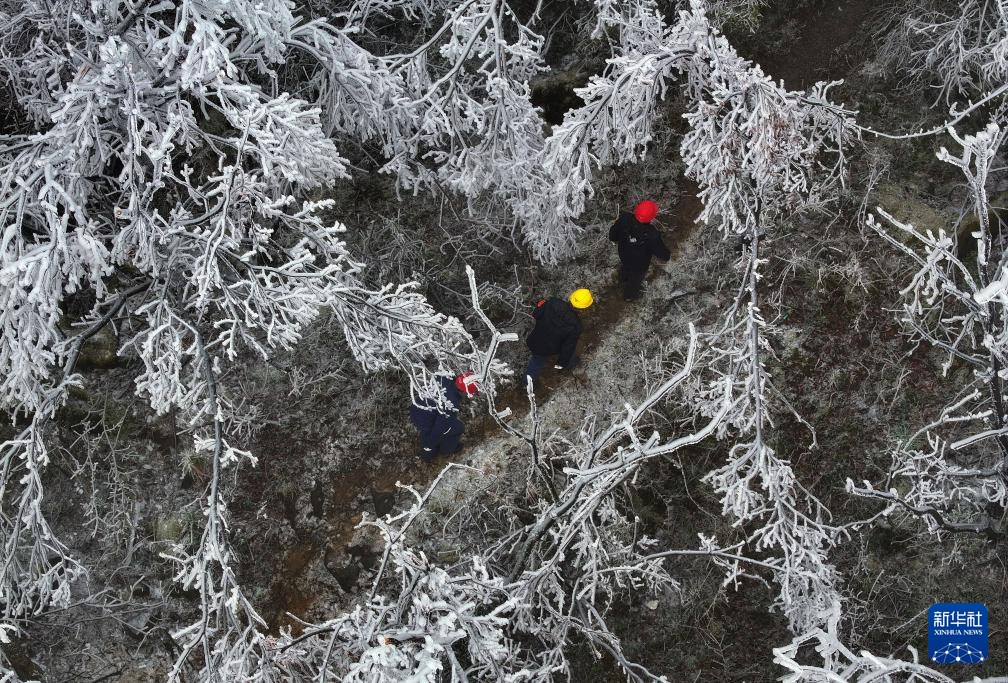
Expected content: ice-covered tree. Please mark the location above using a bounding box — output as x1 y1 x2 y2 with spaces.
872 0 1008 105
262 1 863 678
264 328 742 682
549 0 856 633
851 121 1008 538
0 0 511 677
0 0 929 680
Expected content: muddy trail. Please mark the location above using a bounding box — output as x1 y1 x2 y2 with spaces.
260 0 880 629
263 187 704 631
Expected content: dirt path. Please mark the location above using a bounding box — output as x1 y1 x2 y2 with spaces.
260 0 876 621
263 186 704 631
261 0 881 647
259 0 882 626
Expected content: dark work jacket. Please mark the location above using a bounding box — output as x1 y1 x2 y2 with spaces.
409 376 462 449
525 297 583 366
608 212 671 272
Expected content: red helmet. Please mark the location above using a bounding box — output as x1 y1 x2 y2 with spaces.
455 372 478 396
634 200 658 223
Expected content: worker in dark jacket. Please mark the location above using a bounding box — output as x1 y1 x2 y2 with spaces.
525 289 593 382
608 200 671 301
410 373 477 462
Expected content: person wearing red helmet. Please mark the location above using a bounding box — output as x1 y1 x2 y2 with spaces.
409 372 477 463
454 372 478 397
608 200 671 301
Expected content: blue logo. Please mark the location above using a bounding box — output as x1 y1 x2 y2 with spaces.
929 603 988 663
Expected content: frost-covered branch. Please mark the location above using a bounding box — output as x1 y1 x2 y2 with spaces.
159 327 267 682
873 0 1008 105
775 625 1008 682
589 0 857 634
263 324 755 681
851 122 1008 537
775 627 954 683
0 0 508 667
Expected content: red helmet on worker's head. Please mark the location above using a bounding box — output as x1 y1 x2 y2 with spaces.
455 372 478 396
634 200 659 223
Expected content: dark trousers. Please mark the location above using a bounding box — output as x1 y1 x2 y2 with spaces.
525 354 551 381
619 266 646 300
419 418 464 461
525 353 579 381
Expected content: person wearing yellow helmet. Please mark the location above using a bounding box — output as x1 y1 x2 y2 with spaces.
569 288 593 309
524 290 593 383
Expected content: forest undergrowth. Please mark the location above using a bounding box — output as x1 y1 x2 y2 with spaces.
4 0 1008 681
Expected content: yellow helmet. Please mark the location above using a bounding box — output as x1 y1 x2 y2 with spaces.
569 288 594 309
